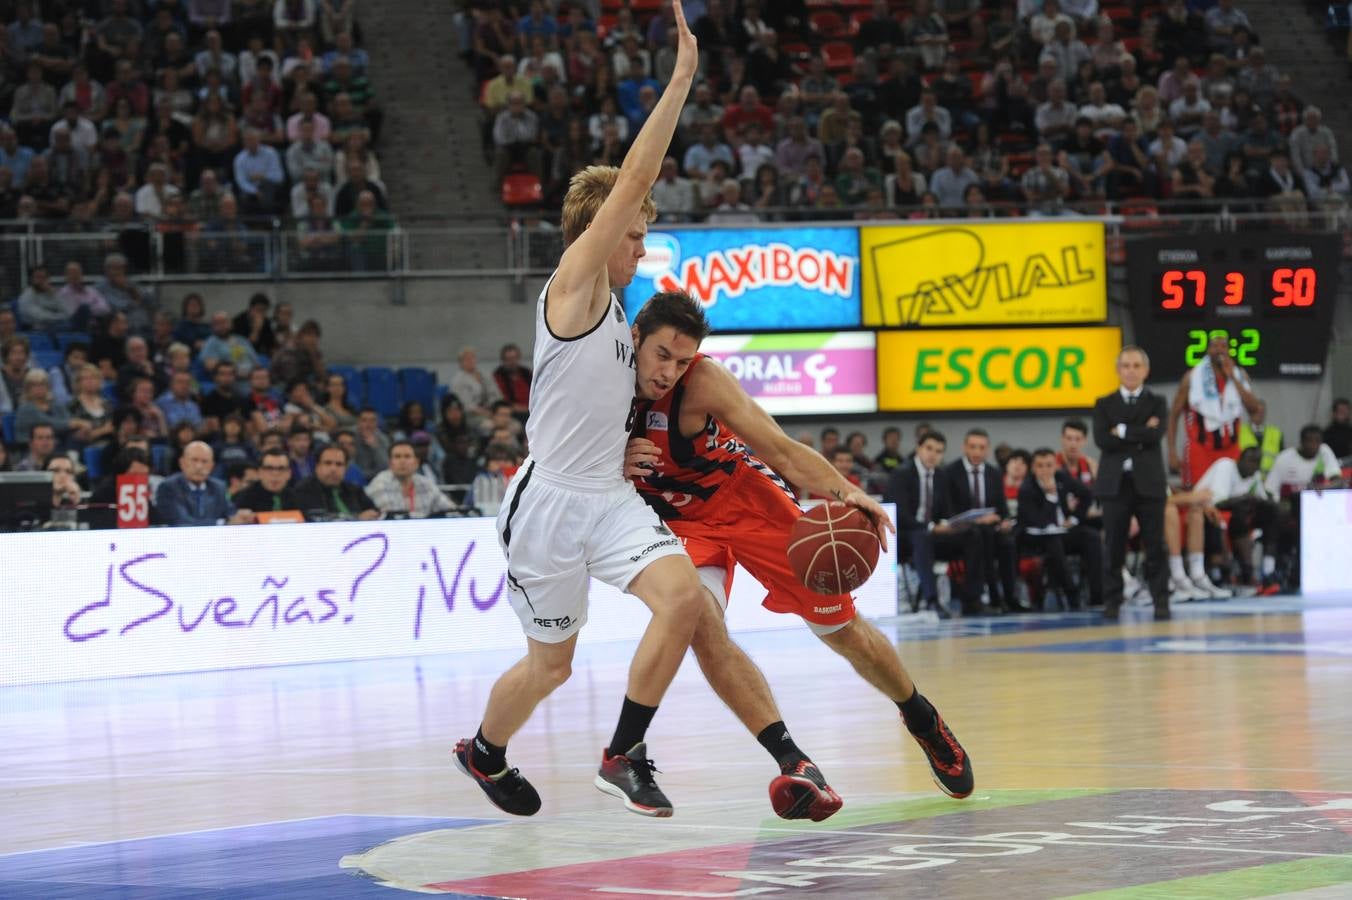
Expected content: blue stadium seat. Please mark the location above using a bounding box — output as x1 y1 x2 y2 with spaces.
328 364 363 406
56 332 87 352
34 349 63 371
25 332 54 351
363 367 399 418
1 412 14 445
152 444 169 474
398 367 437 415
84 445 104 481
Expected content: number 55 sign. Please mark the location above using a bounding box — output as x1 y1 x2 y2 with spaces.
117 473 150 528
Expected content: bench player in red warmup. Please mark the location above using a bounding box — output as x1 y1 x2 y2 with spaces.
624 291 975 803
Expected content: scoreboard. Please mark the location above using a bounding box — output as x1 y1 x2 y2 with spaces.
1126 232 1341 379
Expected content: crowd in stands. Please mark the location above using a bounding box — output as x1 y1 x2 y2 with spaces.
0 0 391 273
469 0 1350 218
0 281 538 526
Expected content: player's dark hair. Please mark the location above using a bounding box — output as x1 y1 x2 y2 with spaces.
921 429 946 447
1031 447 1057 461
1005 448 1033 471
820 426 839 440
965 427 988 440
1333 397 1350 411
260 447 289 464
882 426 900 440
318 443 349 464
225 461 253 482
832 447 854 459
634 291 711 345
1299 424 1323 442
1061 417 1088 436
389 440 415 456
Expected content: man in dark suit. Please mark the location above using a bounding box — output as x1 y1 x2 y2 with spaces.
233 447 300 514
1093 345 1171 620
292 443 380 521
155 441 255 526
883 430 989 617
1019 448 1104 609
941 427 1028 613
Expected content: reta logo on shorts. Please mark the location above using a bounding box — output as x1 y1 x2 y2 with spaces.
532 615 574 629
653 243 855 309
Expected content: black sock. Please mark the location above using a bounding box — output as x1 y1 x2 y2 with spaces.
897 689 937 734
756 721 808 770
471 726 507 775
607 696 659 758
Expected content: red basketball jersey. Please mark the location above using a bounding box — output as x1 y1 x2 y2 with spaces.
631 354 795 521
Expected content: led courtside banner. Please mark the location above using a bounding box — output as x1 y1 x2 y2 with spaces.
700 332 877 415
860 221 1107 327
0 514 897 686
624 227 862 331
877 326 1122 412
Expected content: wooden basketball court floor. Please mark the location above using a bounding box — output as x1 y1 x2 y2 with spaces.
3 595 1352 899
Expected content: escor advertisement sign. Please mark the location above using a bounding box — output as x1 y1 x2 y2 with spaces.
860 221 1107 327
877 326 1122 412
624 227 861 331
700 332 877 415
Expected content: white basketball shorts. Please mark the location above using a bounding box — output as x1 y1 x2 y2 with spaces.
495 459 689 643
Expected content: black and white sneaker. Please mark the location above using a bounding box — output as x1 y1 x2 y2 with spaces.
594 742 673 817
453 738 542 816
769 760 843 821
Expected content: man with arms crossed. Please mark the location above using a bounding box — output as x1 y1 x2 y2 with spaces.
625 291 975 805
455 2 705 819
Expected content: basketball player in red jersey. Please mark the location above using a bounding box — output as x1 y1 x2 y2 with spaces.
1167 334 1262 489
624 291 975 801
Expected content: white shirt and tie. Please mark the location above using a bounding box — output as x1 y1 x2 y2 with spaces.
1116 386 1142 471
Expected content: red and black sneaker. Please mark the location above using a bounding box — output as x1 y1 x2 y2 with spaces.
594 742 673 818
453 738 542 816
907 713 974 799
769 760 843 822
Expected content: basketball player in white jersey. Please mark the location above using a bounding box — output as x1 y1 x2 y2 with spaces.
454 0 706 819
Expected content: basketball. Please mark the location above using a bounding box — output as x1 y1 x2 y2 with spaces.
787 502 881 595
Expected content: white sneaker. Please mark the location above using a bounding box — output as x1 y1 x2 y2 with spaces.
1189 575 1232 599
1170 576 1206 602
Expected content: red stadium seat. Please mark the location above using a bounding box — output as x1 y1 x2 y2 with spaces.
1102 6 1134 23
810 11 846 37
501 173 543 207
821 41 855 71
848 11 870 35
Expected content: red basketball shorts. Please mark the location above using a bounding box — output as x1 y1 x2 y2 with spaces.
665 467 857 628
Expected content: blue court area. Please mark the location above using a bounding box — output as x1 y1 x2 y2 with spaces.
0 816 494 900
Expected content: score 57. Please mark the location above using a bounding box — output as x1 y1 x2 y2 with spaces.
1161 270 1245 309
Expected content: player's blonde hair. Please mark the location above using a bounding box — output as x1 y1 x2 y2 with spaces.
560 165 657 247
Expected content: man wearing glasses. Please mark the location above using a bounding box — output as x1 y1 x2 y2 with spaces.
233 447 299 514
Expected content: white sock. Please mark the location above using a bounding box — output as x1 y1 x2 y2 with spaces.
1262 555 1276 577
1169 555 1187 580
1187 553 1207 580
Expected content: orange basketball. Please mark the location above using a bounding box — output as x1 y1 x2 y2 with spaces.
787 502 881 595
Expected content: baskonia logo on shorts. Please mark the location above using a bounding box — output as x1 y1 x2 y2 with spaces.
813 604 843 615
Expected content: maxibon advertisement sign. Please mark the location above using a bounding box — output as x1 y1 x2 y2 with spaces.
624 227 862 331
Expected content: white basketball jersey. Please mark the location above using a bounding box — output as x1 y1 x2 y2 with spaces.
524 274 638 488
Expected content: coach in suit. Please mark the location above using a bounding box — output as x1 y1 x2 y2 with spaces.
156 441 255 526
883 429 990 617
1019 448 1104 609
1092 345 1171 620
941 427 1028 613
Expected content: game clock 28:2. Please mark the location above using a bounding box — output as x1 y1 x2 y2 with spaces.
1185 328 1260 367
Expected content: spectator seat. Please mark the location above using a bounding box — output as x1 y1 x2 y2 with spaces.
84 446 104 481
398 367 437 416
501 173 544 207
364 366 400 418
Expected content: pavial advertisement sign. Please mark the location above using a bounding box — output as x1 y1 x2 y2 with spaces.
877 326 1122 412
700 332 877 415
860 221 1107 327
623 227 862 331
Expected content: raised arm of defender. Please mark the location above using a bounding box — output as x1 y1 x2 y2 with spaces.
546 0 698 336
